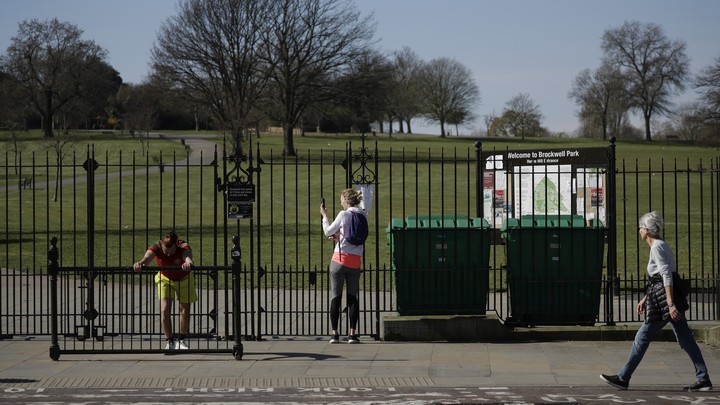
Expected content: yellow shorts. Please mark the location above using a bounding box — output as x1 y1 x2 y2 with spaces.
154 273 198 303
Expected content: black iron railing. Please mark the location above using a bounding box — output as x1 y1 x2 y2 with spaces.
2 137 719 341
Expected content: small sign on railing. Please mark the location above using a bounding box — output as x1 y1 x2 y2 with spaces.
227 184 255 219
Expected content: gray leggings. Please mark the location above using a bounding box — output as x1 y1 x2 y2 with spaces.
329 261 361 330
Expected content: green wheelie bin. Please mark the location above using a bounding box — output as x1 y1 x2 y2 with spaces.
502 215 605 326
388 214 492 315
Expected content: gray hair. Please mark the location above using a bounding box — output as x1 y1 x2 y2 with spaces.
639 211 664 239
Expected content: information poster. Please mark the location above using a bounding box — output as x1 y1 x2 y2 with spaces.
513 165 572 217
576 167 605 225
482 160 508 227
481 147 608 227
227 184 255 219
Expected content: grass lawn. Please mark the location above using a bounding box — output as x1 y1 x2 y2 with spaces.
1 130 191 189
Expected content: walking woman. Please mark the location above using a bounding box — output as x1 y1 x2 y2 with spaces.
320 188 368 344
600 211 712 391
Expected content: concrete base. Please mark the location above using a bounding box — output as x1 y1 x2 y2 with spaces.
384 314 510 342
384 314 720 346
692 324 720 349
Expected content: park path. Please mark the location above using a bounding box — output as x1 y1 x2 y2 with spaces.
2 133 222 193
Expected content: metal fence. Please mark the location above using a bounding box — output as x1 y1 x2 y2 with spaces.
46 236 244 360
2 136 719 347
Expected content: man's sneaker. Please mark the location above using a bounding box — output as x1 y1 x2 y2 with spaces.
329 334 340 344
600 374 628 390
684 380 713 392
164 339 175 350
175 339 189 350
347 335 360 344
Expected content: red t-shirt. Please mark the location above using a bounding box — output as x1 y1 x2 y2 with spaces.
148 240 192 281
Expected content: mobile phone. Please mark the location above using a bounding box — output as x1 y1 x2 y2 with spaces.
321 197 326 208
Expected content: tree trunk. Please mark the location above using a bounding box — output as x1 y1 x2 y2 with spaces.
644 112 652 141
283 126 296 157
12 131 19 176
406 119 412 134
53 163 60 202
43 90 54 137
398 119 404 133
440 121 446 138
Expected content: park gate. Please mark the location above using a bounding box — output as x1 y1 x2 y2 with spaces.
42 134 381 358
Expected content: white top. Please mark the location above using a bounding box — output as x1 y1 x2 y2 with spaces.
322 206 367 256
647 239 676 286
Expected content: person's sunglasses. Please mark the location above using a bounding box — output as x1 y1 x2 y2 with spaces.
164 243 174 249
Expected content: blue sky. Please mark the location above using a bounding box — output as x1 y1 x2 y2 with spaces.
2 0 719 135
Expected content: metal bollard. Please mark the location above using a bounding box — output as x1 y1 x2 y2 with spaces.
231 235 243 360
48 237 60 361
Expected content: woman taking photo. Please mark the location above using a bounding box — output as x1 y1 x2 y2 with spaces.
320 188 368 344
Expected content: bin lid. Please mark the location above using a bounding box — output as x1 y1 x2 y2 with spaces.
501 214 604 230
388 214 490 231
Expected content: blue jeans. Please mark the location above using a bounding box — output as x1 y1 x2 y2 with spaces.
618 317 710 382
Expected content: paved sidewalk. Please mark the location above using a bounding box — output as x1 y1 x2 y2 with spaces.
1 334 719 390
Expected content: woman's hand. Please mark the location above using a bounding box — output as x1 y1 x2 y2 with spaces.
182 258 193 272
665 285 682 321
637 296 647 314
319 203 328 218
669 304 682 321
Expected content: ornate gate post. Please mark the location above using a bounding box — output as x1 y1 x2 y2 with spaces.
219 136 260 340
345 134 380 338
605 137 618 326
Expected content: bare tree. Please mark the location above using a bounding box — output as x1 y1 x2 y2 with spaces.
43 136 77 201
116 83 161 156
417 57 480 137
2 18 108 138
669 102 705 144
483 112 498 136
262 0 375 156
151 0 273 155
503 93 543 139
0 70 30 175
58 59 122 133
695 55 720 124
569 63 628 140
329 49 394 133
446 107 476 136
601 21 689 141
390 47 423 134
